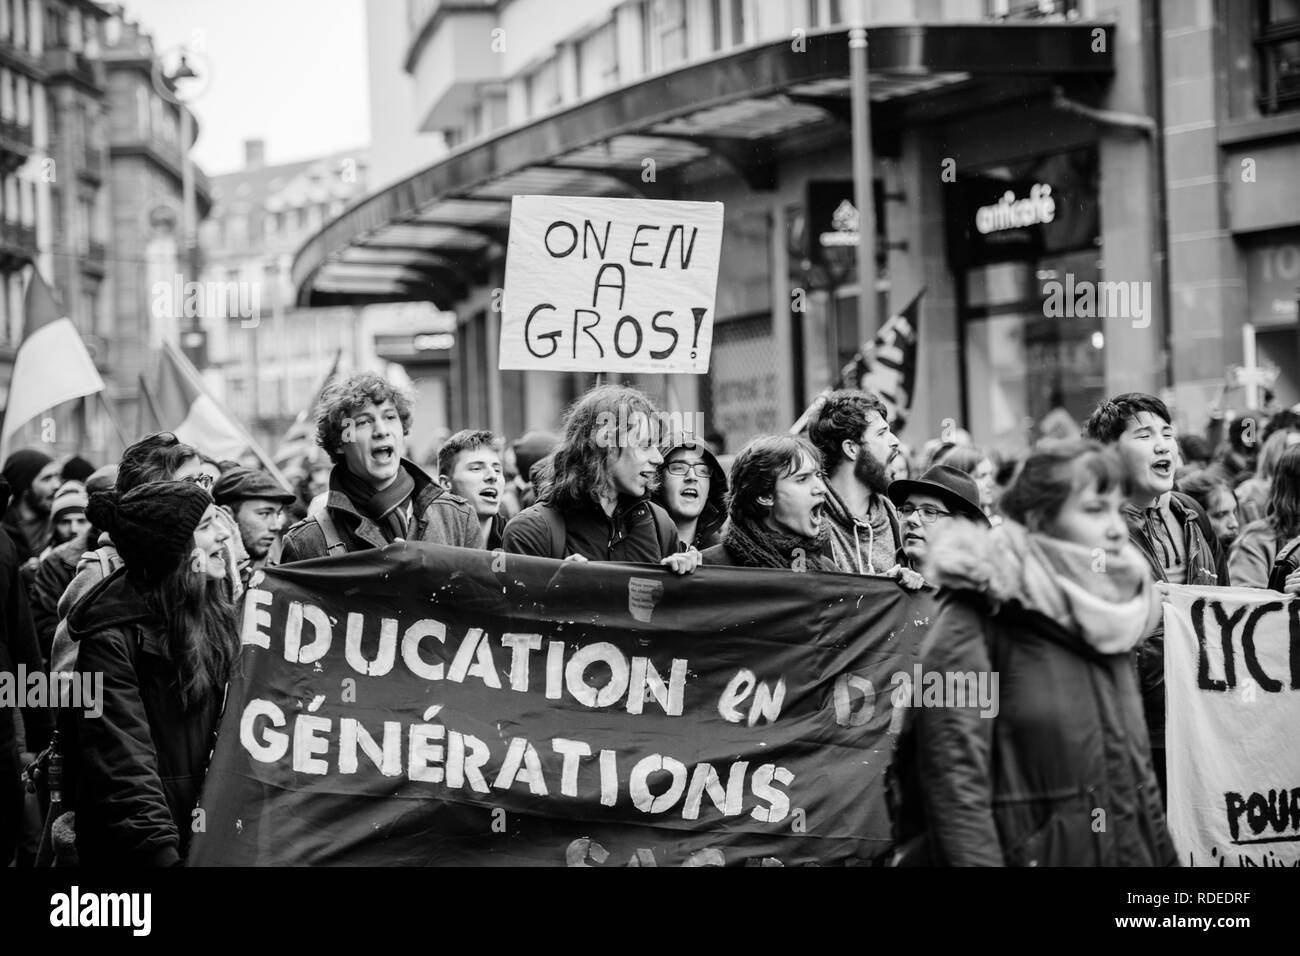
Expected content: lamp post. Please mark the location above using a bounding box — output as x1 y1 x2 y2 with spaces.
849 0 877 348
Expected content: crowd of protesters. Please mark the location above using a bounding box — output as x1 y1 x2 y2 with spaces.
6 365 1300 867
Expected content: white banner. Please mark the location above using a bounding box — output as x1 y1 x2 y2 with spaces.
1164 584 1300 866
500 196 724 374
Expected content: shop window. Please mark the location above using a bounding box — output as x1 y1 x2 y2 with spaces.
1258 0 1300 113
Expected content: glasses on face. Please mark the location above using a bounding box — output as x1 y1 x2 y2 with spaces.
665 462 714 479
898 504 953 524
182 473 215 490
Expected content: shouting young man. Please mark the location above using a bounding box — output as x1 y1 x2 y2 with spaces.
653 434 727 551
699 435 839 571
438 429 505 550
1085 392 1229 803
280 372 480 561
502 384 698 574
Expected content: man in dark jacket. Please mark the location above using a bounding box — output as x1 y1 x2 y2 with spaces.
699 435 839 571
0 478 54 866
30 465 117 666
502 385 698 575
2 448 62 566
1085 392 1230 803
280 372 480 561
653 434 727 551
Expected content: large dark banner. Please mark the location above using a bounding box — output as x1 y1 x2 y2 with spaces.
190 544 931 866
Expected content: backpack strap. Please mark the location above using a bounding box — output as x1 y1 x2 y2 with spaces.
648 502 678 557
537 503 566 558
315 508 348 556
1268 536 1300 591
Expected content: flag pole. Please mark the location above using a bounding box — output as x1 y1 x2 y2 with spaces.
97 389 129 451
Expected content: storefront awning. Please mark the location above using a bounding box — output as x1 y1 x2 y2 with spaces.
293 23 1113 308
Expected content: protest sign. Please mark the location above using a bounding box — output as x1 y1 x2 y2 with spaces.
1164 584 1300 867
499 195 724 374
190 544 931 866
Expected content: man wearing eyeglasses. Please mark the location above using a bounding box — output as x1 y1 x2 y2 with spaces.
653 435 728 551
887 464 991 571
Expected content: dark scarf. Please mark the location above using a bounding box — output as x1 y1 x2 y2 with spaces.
335 462 417 543
723 518 826 570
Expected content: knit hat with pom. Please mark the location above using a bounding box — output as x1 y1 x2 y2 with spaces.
87 481 213 584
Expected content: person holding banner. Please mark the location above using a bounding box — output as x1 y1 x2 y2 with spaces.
806 391 905 575
889 440 1175 866
501 384 699 573
60 482 240 866
698 435 839 571
653 434 728 551
1084 393 1228 803
279 372 481 562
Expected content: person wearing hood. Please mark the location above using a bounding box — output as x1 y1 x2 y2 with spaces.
887 439 1176 866
2 449 63 567
279 372 481 562
60 481 239 866
699 435 839 571
806 390 906 575
653 435 727 551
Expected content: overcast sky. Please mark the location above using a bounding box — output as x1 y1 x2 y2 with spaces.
118 0 370 175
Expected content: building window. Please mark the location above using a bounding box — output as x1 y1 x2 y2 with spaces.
710 0 723 50
987 0 1079 19
731 0 747 46
806 0 820 29
525 56 560 116
576 21 618 98
1259 0 1300 113
652 0 688 70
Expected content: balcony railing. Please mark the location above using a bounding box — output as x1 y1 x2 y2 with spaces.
0 119 33 149
0 218 37 267
43 48 103 88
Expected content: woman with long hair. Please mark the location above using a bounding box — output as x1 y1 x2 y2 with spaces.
1233 429 1291 527
932 443 1000 521
888 439 1174 866
1229 444 1300 589
59 481 239 865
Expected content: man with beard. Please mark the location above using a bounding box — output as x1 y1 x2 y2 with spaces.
699 435 838 570
438 429 506 549
1 449 63 567
807 390 907 577
213 467 297 586
502 384 698 574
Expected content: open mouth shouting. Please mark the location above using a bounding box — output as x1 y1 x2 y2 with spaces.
679 485 701 502
371 442 397 467
1150 456 1174 484
809 501 824 530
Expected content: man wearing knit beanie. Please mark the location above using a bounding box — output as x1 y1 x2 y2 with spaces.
60 455 95 486
45 481 89 550
2 448 62 566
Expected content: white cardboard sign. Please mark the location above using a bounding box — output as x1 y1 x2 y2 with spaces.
499 195 724 374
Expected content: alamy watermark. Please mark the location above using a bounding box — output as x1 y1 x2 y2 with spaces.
1042 273 1151 329
151 275 263 327
1 666 102 718
594 407 706 449
890 665 1000 718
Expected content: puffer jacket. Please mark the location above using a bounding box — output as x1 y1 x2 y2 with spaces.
279 458 481 562
60 566 225 866
888 522 1177 867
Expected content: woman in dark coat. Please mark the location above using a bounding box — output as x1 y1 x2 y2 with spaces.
889 440 1177 866
60 481 239 866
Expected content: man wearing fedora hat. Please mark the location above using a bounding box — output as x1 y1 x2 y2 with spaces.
888 464 991 572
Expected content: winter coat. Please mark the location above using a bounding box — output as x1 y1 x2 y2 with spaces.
60 566 225 866
30 531 90 666
1227 518 1291 589
1124 491 1229 749
888 523 1177 867
279 459 481 562
699 540 840 571
1 527 54 865
502 495 679 563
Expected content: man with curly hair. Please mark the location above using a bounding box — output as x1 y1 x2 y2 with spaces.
501 384 699 573
279 372 480 561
